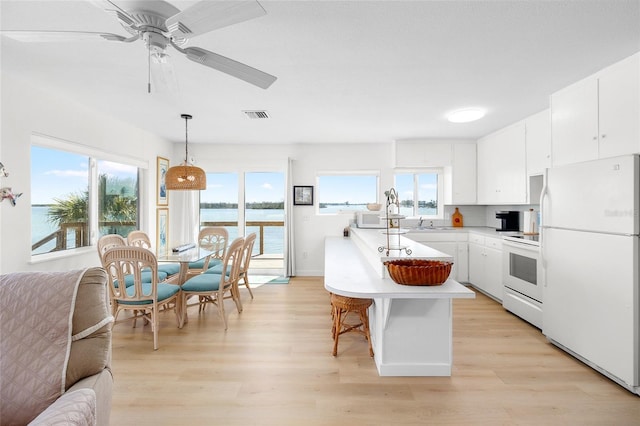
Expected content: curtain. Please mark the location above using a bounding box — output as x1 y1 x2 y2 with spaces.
172 190 199 246
284 157 296 277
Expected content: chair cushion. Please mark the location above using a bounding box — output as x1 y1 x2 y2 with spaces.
120 283 180 305
188 258 222 270
181 273 223 292
204 264 231 276
157 263 181 276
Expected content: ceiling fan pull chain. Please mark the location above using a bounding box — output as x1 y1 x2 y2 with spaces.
147 45 151 94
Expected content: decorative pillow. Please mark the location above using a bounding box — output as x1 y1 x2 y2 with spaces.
66 267 113 389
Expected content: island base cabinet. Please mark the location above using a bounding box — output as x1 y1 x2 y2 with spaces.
370 297 453 376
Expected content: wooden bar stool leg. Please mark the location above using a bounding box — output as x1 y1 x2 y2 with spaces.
332 308 342 356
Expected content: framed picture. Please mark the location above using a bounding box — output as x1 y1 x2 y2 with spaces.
156 208 169 256
157 156 169 206
293 185 314 206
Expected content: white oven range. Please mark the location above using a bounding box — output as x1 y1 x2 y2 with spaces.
502 234 542 329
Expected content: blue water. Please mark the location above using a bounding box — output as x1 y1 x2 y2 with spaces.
31 206 288 256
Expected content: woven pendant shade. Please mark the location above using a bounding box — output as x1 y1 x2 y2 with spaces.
165 163 206 190
165 113 206 191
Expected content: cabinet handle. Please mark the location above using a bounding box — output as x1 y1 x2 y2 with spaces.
593 136 597 140
601 134 607 139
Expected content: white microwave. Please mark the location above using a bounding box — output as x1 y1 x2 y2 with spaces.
356 211 385 228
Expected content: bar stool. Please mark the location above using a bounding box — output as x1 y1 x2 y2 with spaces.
330 293 374 357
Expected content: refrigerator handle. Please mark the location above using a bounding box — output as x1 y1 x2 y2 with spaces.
539 169 548 282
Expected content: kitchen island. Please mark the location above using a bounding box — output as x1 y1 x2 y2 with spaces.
324 227 475 376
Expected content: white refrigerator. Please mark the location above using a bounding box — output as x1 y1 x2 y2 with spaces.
541 154 639 395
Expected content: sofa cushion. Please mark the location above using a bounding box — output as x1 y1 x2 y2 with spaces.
67 267 113 390
28 389 96 426
0 269 89 425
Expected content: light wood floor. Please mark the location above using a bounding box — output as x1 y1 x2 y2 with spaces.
110 277 640 425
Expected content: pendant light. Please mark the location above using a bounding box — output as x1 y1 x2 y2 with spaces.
165 114 206 190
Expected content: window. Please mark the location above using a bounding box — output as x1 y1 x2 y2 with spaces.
200 172 240 239
31 144 139 256
317 173 378 214
394 170 443 218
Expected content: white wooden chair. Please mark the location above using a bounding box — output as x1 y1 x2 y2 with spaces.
102 246 181 350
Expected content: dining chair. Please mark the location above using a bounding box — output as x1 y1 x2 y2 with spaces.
127 230 180 283
102 246 181 350
181 237 244 330
97 234 168 286
186 227 228 279
238 232 257 299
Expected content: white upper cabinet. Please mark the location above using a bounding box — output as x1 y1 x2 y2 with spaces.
477 121 527 204
551 53 639 166
598 54 640 158
525 109 551 175
450 143 476 204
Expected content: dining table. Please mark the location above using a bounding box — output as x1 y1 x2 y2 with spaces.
156 246 213 286
157 246 213 327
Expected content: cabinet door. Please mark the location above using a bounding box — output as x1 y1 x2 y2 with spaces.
496 122 527 203
551 77 599 166
477 123 527 204
525 109 551 175
477 135 500 204
598 54 640 158
468 243 485 290
426 242 458 282
484 246 503 302
456 242 469 282
451 144 476 204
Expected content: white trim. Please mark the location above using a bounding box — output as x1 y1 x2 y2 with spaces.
32 132 149 169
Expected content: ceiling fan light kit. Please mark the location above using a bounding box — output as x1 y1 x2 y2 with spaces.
165 114 206 191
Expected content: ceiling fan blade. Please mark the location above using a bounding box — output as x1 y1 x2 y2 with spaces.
0 30 133 42
183 46 276 89
87 0 137 28
166 0 266 39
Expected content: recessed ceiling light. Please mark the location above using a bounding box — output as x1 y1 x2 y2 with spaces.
447 108 486 123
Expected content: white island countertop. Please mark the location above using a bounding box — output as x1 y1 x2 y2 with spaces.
324 234 474 299
324 229 475 377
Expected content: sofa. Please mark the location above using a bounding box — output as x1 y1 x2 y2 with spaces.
0 267 113 425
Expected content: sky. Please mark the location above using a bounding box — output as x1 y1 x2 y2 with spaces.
31 146 137 204
31 146 437 206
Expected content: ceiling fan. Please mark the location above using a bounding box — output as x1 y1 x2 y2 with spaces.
1 0 277 91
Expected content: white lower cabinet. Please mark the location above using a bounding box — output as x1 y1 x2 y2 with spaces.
406 232 468 283
468 233 503 301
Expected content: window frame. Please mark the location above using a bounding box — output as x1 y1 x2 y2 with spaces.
393 168 444 219
30 133 146 260
316 171 380 215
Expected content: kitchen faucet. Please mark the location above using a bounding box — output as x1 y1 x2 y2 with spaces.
418 217 424 227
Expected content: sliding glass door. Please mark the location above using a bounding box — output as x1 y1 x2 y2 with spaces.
200 171 285 273
245 172 285 271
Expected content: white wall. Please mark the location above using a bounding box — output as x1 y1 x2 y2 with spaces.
0 72 173 274
189 142 395 276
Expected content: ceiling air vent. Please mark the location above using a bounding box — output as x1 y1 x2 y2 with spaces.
243 110 270 119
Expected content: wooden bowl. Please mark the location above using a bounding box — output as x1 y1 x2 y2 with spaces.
366 203 382 211
384 259 453 286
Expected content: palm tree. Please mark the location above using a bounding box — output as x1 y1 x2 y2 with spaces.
46 175 138 249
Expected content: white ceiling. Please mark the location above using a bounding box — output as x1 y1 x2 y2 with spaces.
1 0 639 145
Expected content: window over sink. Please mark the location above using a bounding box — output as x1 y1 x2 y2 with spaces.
394 169 443 219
